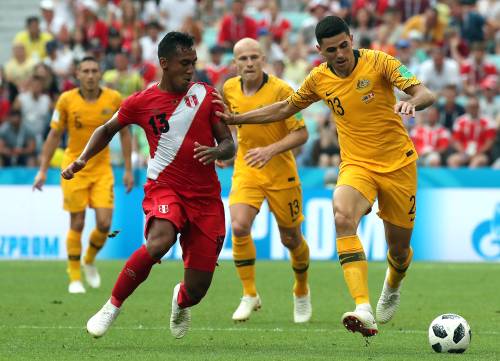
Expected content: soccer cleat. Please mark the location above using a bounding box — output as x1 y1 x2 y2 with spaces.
82 263 101 288
86 299 120 338
376 269 401 324
232 294 261 322
341 305 378 337
68 280 86 294
170 283 191 339
293 290 312 323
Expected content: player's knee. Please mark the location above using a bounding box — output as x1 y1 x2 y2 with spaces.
70 218 85 233
96 220 111 233
231 219 252 238
280 230 302 249
334 210 356 234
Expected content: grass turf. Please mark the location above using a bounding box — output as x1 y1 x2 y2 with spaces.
0 261 499 360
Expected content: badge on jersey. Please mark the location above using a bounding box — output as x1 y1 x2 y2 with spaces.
52 110 60 123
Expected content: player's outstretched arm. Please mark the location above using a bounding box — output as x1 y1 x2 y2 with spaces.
213 91 300 125
33 128 63 191
245 127 309 168
118 126 134 193
395 84 436 116
62 113 124 180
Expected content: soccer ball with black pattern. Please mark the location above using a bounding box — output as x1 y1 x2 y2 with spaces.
428 314 471 353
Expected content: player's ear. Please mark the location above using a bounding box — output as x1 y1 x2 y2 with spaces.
315 44 321 54
159 57 168 69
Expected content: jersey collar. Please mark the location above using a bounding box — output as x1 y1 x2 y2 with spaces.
328 49 360 77
239 72 269 92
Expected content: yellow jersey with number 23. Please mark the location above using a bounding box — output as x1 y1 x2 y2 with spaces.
288 49 420 173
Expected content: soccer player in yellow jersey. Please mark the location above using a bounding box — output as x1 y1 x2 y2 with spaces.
215 16 436 336
33 56 134 294
221 38 311 323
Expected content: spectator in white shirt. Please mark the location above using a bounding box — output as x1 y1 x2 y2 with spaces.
418 44 461 95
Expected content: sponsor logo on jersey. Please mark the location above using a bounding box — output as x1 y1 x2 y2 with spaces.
158 204 169 214
184 95 199 108
361 92 375 103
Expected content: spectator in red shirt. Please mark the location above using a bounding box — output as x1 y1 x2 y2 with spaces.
217 0 258 51
81 0 109 50
410 105 451 167
205 45 229 90
460 41 497 95
258 1 291 48
447 96 497 168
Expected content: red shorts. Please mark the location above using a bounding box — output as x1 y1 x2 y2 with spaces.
142 180 226 272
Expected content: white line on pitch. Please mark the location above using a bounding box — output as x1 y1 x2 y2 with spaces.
2 325 499 335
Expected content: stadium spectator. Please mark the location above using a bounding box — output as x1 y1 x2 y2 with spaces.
13 75 51 151
217 0 258 50
478 75 500 122
299 0 330 57
116 0 142 52
103 51 144 97
43 40 73 78
380 7 405 45
0 69 10 124
351 7 375 49
394 39 420 76
103 27 123 71
13 16 53 62
395 0 431 22
449 0 486 45
437 84 466 131
158 0 197 32
258 1 292 49
402 7 447 44
448 96 497 167
205 45 229 90
33 62 59 99
411 105 451 167
0 109 36 167
79 0 109 51
351 0 390 21
460 41 497 95
418 44 461 94
39 0 66 35
4 43 36 97
283 44 308 89
139 21 163 64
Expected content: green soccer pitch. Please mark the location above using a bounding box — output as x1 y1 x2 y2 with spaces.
1 261 499 361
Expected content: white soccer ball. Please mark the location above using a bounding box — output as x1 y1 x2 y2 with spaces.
428 314 471 353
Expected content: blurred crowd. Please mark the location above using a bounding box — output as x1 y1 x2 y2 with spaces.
0 0 499 171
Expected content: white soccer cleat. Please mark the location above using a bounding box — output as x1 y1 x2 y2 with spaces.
376 269 402 324
82 263 101 289
68 280 86 294
232 294 261 322
170 283 191 339
341 304 378 337
293 290 312 323
86 299 120 338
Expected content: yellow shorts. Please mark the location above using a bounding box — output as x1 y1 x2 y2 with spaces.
229 178 304 228
337 161 417 229
61 171 114 212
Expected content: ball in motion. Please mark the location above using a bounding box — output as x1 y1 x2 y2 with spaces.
428 314 471 353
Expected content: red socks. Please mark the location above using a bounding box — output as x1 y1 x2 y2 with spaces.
110 245 157 308
177 282 195 308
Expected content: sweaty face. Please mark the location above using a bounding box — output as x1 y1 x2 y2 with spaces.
162 47 197 93
235 45 264 83
77 60 101 91
317 33 355 76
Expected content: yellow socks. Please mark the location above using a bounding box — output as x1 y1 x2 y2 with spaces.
289 238 310 296
387 247 413 289
84 228 108 265
337 235 369 305
66 229 82 281
232 234 257 296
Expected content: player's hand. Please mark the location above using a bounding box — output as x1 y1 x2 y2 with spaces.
123 170 134 193
193 142 219 165
244 146 273 169
33 171 47 191
212 91 237 125
394 101 416 117
61 159 86 180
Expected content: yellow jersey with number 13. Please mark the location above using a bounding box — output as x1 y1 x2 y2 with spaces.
224 73 305 190
50 87 122 174
288 49 420 173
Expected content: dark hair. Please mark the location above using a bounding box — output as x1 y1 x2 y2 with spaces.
315 16 350 44
158 32 194 60
78 56 100 68
26 16 39 26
